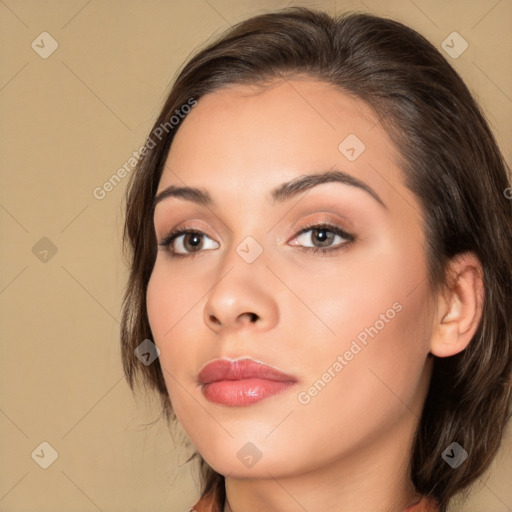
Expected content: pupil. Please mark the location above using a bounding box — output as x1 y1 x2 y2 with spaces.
186 234 202 251
314 228 332 247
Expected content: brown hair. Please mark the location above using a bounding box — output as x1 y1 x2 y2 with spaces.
121 7 512 511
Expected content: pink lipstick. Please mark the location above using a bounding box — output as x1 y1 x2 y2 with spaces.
198 358 298 406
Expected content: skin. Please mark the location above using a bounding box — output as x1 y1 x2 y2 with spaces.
146 77 484 512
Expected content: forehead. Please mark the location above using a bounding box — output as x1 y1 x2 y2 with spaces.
158 78 413 216
170 78 386 162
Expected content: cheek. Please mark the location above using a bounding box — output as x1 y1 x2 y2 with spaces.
300 219 430 350
146 266 202 422
146 263 201 376
300 221 432 405
146 259 203 338
146 265 173 347
289 281 432 468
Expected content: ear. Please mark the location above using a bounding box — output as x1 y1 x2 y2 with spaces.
429 252 485 357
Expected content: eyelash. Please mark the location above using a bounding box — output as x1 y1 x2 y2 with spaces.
157 221 356 259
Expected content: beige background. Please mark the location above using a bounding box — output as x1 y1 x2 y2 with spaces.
0 0 511 511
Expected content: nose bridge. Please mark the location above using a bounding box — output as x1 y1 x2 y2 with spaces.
220 208 269 274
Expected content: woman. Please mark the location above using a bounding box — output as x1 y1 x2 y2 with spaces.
120 7 512 512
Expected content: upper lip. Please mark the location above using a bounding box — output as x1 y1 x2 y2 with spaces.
197 358 297 385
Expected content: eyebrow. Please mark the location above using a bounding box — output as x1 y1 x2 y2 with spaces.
152 169 387 210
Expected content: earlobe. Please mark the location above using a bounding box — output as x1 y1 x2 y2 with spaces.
429 252 485 358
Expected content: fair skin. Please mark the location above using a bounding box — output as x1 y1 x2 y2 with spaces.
147 77 484 512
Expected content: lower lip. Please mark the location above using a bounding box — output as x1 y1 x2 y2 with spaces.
201 378 297 406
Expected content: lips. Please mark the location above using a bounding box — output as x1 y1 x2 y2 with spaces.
198 358 296 384
198 358 298 406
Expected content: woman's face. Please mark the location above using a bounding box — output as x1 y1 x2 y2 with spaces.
147 78 435 479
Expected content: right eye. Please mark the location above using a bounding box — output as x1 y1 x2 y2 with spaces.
158 228 219 258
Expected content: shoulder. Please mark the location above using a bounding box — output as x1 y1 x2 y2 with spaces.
189 492 223 512
403 496 440 512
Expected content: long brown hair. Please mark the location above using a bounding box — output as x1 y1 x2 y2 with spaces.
121 7 512 511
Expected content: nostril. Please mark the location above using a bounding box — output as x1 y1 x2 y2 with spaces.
209 314 221 325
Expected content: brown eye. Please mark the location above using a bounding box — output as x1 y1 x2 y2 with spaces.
291 223 354 253
182 233 204 252
309 227 336 248
158 229 219 257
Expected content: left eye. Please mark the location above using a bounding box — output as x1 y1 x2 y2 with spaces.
290 224 355 251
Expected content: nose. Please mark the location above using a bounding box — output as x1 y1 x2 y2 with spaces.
203 265 278 334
